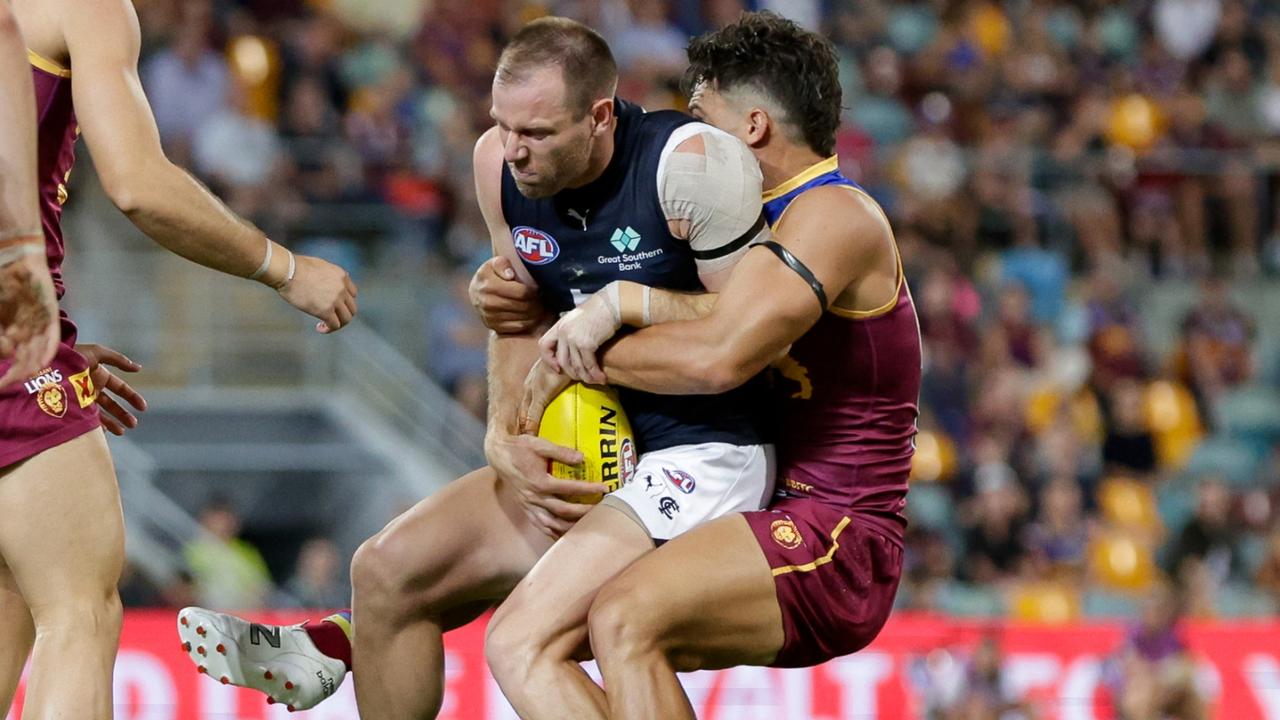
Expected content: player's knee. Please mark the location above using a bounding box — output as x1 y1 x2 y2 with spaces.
484 615 537 689
350 534 404 607
588 581 664 657
31 590 123 641
351 530 442 621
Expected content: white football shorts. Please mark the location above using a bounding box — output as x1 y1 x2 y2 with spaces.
604 442 775 541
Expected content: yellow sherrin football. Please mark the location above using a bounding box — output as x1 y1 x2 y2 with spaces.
538 383 637 504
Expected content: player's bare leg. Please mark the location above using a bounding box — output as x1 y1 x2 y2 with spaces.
486 503 653 720
587 514 783 720
0 556 35 711
0 429 124 720
351 466 554 720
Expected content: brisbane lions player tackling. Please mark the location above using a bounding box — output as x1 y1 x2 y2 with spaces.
1 0 356 716
477 12 920 718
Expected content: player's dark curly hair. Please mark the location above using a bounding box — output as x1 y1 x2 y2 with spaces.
683 12 842 157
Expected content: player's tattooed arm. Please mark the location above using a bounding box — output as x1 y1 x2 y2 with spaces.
0 248 60 388
0 5 59 387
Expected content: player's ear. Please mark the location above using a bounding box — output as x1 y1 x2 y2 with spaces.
744 107 770 148
588 98 614 137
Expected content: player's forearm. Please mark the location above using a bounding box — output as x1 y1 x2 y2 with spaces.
636 284 716 326
108 160 285 283
485 331 541 442
600 318 750 395
0 8 41 241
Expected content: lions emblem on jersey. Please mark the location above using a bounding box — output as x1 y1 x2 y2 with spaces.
771 519 803 550
512 226 559 265
36 384 67 419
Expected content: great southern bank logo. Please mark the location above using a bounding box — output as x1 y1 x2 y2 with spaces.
610 226 641 252
512 226 559 265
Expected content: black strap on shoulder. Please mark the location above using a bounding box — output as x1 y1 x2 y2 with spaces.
690 213 767 261
761 240 827 310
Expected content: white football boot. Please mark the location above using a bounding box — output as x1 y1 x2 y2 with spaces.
177 606 347 711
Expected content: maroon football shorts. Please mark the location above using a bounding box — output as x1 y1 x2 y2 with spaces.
0 340 100 469
743 496 903 668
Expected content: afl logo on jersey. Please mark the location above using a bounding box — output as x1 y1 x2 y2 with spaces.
512 226 559 265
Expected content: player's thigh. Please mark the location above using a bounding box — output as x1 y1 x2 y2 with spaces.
490 503 652 652
0 429 124 608
0 552 34 683
589 513 784 671
354 466 555 612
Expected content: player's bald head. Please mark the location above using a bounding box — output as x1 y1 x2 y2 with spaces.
496 17 618 118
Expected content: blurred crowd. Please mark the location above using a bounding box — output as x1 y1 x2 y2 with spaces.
122 0 1280 690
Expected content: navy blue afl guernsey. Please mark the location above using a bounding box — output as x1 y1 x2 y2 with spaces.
501 99 768 453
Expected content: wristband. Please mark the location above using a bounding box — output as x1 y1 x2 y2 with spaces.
0 244 44 266
271 250 297 290
602 281 622 326
249 237 273 280
0 236 44 266
616 281 651 327
0 230 43 245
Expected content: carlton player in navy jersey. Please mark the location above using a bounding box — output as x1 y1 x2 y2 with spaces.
179 17 777 716
476 12 919 719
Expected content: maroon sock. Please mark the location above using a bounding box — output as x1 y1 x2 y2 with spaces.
303 609 353 672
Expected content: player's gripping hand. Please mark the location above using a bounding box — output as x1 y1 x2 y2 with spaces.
538 283 622 385
76 343 147 436
470 256 544 334
518 358 572 437
0 251 60 390
485 426 599 538
277 255 358 333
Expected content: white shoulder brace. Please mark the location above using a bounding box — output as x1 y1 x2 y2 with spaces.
657 123 770 277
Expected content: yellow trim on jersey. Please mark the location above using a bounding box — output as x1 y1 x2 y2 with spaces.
28 49 71 78
762 156 839 202
830 241 904 320
771 515 852 577
768 182 905 320
827 183 902 318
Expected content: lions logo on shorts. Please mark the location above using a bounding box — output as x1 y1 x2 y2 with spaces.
36 384 67 419
771 519 803 550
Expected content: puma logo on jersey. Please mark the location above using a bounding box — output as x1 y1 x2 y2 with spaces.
567 208 589 230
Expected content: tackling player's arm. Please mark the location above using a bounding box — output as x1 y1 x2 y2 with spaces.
0 1 59 387
537 126 765 381
473 128 600 538
471 258 708 336
598 187 891 394
58 0 356 332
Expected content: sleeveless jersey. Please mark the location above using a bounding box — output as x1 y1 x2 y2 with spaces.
765 157 921 541
0 52 100 470
501 99 768 453
29 51 80 344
